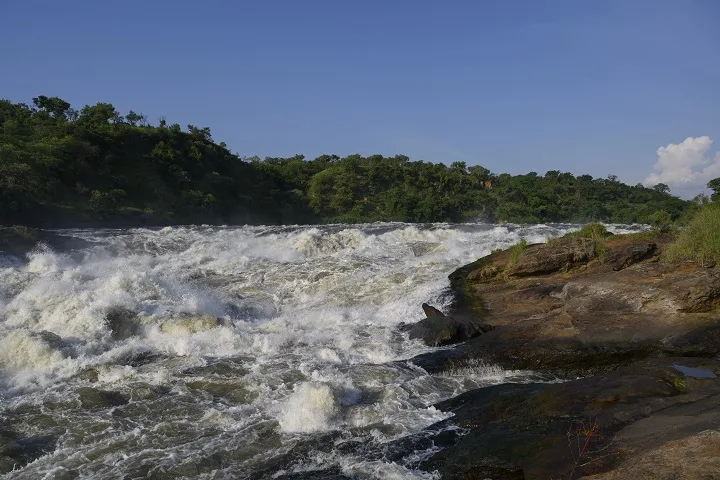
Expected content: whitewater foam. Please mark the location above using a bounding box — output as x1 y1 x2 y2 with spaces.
0 222 645 478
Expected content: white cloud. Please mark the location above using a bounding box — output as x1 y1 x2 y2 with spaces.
644 136 720 197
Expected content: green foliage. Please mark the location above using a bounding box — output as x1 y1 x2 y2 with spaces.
647 210 673 234
565 222 609 242
664 204 720 266
708 178 720 201
89 189 125 218
507 239 528 266
0 95 696 226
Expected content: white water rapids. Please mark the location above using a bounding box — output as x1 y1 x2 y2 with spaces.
0 223 641 479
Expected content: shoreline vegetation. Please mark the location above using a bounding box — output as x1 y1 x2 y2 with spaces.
0 96 697 228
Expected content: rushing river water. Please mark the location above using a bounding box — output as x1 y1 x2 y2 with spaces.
0 223 640 479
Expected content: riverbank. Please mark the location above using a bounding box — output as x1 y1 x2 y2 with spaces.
408 227 720 478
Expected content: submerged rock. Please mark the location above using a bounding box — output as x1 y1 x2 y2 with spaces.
0 430 58 474
105 307 141 340
159 313 228 336
76 387 128 409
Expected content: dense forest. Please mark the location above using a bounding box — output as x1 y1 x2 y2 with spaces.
0 96 695 227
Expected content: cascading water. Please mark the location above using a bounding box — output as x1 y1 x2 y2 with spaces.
0 223 641 479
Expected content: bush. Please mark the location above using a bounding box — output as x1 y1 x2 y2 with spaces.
565 222 609 241
664 204 720 266
648 210 673 234
89 189 125 218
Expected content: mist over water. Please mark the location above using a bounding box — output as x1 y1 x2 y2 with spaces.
0 223 641 478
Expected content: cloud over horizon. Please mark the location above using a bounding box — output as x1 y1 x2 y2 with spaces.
644 136 720 198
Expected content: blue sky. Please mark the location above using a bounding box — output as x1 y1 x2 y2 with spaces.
1 0 719 196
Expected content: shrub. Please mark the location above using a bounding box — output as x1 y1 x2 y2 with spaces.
566 222 609 241
89 189 125 218
664 204 720 266
647 210 673 234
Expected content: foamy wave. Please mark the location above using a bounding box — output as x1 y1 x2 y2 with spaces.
278 382 339 433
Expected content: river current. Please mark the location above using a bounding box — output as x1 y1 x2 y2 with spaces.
0 223 639 479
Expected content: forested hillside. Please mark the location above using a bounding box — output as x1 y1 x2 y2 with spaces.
0 97 690 226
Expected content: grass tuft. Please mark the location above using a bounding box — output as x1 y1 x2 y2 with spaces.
664 204 720 266
564 222 610 242
507 238 528 266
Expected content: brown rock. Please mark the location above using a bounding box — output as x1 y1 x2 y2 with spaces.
601 237 657 271
506 237 597 277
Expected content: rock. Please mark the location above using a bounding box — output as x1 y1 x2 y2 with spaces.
421 303 444 318
0 226 41 257
0 431 57 474
418 357 720 479
408 304 493 346
436 234 720 376
76 387 128 409
601 237 657 271
105 307 141 340
582 430 720 479
506 237 597 277
158 313 227 336
185 380 256 404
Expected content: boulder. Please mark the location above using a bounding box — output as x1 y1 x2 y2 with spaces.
506 237 597 277
408 304 492 346
601 237 657 271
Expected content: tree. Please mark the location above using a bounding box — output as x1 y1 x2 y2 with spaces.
32 95 71 119
126 110 147 126
707 178 720 201
652 183 670 194
79 103 119 126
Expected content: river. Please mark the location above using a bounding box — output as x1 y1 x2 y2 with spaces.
0 223 638 479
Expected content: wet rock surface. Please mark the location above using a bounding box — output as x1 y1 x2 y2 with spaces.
413 232 720 479
415 357 720 479
407 303 493 346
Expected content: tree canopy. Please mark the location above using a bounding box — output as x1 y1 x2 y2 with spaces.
0 96 691 226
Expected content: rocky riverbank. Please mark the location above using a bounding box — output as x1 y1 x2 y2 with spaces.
410 230 720 479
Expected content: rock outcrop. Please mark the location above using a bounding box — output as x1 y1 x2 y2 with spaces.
414 232 720 479
418 233 720 376
417 357 720 479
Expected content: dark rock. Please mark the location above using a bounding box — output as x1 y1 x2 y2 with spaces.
409 304 493 346
420 357 720 479
0 430 57 474
105 307 141 340
76 387 128 409
421 303 444 318
0 226 41 257
601 237 657 271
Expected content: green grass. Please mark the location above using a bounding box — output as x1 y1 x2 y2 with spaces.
563 222 610 242
507 238 528 266
664 204 720 266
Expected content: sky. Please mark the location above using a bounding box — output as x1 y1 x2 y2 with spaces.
1 0 719 198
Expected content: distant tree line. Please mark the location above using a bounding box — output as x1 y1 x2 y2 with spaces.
0 96 696 226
